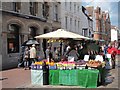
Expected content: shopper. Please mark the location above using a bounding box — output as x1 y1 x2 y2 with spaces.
107 43 117 69
54 47 60 62
104 44 108 55
46 46 53 62
23 47 30 70
30 44 37 66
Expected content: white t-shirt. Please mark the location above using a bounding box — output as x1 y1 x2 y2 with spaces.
30 47 36 58
66 46 70 51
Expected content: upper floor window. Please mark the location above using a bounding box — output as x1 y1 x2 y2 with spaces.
65 16 68 29
75 19 76 30
65 1 67 7
78 21 80 29
42 2 49 19
77 6 79 12
70 18 72 30
54 5 58 21
13 2 21 12
70 2 71 11
30 2 38 16
74 3 76 13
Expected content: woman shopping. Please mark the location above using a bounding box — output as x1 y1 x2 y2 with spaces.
23 47 30 70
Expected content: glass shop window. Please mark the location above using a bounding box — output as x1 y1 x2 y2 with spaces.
7 24 19 53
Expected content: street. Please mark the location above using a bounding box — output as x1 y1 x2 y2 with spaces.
0 55 120 89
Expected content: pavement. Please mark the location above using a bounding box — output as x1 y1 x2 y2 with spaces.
1 68 31 89
0 55 120 89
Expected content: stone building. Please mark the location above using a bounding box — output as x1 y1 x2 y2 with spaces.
1 2 61 70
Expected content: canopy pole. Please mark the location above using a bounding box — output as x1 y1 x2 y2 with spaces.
60 42 62 59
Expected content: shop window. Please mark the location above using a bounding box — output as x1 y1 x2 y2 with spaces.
82 28 88 37
13 2 21 12
7 24 19 53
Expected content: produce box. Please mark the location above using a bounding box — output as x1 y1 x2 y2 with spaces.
56 63 66 70
31 65 43 70
49 64 57 70
56 61 75 70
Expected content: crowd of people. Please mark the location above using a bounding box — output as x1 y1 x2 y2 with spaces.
22 44 37 70
18 40 119 70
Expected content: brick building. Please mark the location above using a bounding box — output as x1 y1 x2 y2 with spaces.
86 6 111 42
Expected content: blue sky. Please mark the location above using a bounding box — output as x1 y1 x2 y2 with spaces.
81 0 119 27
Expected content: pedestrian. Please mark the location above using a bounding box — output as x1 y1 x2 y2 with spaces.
36 45 40 59
107 43 117 69
54 47 60 62
23 47 30 70
113 40 118 49
104 44 108 55
29 44 37 68
66 45 71 52
46 46 53 62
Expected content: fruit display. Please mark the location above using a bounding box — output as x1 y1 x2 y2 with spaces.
75 60 87 65
86 60 102 67
34 61 43 65
31 59 105 70
31 61 56 70
56 61 75 70
101 61 106 68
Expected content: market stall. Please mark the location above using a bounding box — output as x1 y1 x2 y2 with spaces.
31 29 107 88
30 58 106 88
35 29 88 57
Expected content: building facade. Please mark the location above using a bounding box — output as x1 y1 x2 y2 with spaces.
86 6 111 41
1 2 61 70
60 2 90 35
103 11 111 41
81 6 93 38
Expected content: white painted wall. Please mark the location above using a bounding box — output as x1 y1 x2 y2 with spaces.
111 29 118 41
60 2 89 35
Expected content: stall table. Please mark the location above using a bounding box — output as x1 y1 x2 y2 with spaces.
49 69 99 88
31 70 43 85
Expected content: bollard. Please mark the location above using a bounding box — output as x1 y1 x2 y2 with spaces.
42 61 49 85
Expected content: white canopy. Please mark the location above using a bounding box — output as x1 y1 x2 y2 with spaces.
35 29 88 39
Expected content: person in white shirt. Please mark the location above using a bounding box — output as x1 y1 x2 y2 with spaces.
30 44 37 65
66 45 71 52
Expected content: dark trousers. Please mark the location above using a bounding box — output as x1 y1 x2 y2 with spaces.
29 58 38 66
24 59 29 68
